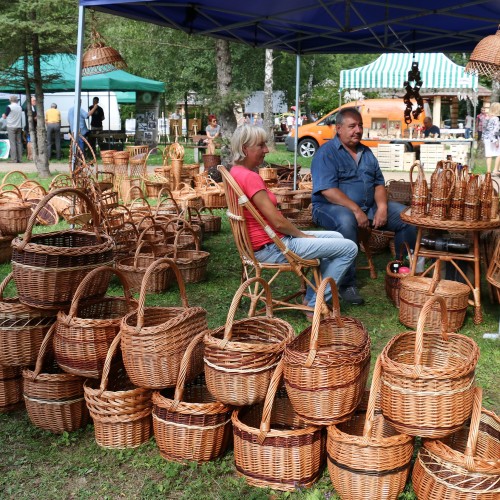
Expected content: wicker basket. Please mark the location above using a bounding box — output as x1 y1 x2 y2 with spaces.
410 161 429 217
172 228 210 283
327 358 415 500
23 324 89 433
399 259 470 331
283 278 371 425
202 154 221 169
0 186 32 235
152 332 232 463
172 184 204 211
0 235 13 263
55 266 137 379
11 188 115 310
155 187 181 218
0 273 56 367
412 387 500 500
385 243 413 307
195 207 222 235
203 277 295 407
0 366 23 413
198 181 226 209
120 258 208 389
84 333 153 449
380 295 479 438
428 168 455 220
259 166 278 182
386 179 412 205
232 361 325 491
359 229 394 255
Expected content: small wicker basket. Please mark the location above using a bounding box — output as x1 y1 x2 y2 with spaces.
0 366 23 413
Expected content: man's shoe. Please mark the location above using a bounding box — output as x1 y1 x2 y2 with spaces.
339 286 365 305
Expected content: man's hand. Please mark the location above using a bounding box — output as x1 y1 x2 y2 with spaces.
354 208 370 228
372 206 388 229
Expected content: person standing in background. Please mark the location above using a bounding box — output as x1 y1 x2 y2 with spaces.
68 99 98 154
204 114 220 155
476 107 487 140
2 95 23 163
483 102 500 176
24 96 37 133
423 117 441 138
464 113 473 139
88 97 105 153
45 103 61 161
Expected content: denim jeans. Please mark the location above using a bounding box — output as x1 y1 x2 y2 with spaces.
312 201 416 289
254 231 358 308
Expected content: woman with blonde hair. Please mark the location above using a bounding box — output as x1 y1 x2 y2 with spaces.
483 102 500 175
229 124 358 318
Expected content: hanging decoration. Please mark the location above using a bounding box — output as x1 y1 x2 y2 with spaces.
82 12 127 77
465 25 500 79
403 61 424 125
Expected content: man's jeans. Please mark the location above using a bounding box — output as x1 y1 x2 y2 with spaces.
254 231 358 308
312 202 416 289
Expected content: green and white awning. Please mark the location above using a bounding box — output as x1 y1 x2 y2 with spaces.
340 53 477 92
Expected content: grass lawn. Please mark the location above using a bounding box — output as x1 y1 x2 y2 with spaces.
0 146 498 499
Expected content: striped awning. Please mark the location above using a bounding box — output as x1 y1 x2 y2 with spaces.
340 53 478 92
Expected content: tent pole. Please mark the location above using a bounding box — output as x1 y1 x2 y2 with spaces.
293 53 300 190
72 5 85 172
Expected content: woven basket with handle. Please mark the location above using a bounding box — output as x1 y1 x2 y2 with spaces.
381 295 479 438
412 387 500 499
327 357 415 500
385 242 413 307
120 258 208 389
152 332 232 463
232 360 325 491
203 277 294 406
0 366 23 413
283 278 371 425
84 333 152 449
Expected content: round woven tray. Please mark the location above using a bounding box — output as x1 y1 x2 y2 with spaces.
401 208 500 230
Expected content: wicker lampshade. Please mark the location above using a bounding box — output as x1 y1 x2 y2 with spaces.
465 26 500 79
82 27 127 77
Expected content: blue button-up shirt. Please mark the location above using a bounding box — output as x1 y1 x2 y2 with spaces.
68 107 89 135
311 135 385 211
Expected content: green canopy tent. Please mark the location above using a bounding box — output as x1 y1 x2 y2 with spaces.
0 53 165 93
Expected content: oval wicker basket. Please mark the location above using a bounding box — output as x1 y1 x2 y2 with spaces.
152 333 232 463
11 188 115 310
84 333 152 449
120 258 208 389
327 358 415 500
283 278 371 425
232 360 325 492
172 227 210 283
380 295 479 438
23 324 89 433
203 277 295 406
0 186 32 235
412 387 500 500
55 266 137 379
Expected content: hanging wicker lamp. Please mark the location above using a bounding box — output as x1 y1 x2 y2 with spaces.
465 25 500 79
82 25 127 77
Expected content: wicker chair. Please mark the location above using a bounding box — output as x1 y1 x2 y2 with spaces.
219 166 322 317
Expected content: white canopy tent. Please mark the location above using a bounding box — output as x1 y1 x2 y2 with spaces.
339 53 479 127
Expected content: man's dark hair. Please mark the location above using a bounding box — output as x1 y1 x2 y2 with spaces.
336 107 362 126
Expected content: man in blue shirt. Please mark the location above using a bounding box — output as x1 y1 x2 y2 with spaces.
68 99 98 154
311 107 416 305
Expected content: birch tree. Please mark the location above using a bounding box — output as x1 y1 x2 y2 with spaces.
263 49 275 151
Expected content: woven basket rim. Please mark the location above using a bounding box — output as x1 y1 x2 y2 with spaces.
152 387 230 415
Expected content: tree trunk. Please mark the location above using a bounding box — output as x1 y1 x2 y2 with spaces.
30 23 50 178
305 57 316 120
215 39 237 137
264 49 276 152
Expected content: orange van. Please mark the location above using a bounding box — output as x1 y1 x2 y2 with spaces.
285 98 426 157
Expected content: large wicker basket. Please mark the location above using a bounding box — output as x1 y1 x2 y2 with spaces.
11 188 115 310
172 227 210 283
380 295 479 438
0 273 56 367
152 333 232 463
84 333 152 449
412 387 500 499
232 361 325 491
203 277 295 406
23 324 89 433
283 278 371 425
55 266 137 379
120 258 207 389
327 358 415 500
399 259 470 331
0 186 32 236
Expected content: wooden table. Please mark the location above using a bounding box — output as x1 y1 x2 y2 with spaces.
401 208 500 324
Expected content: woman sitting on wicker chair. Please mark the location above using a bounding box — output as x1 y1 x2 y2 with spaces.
229 124 358 318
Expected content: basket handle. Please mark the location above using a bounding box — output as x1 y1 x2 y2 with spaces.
136 215 156 233
362 357 382 440
133 240 155 268
0 272 14 301
427 259 443 295
135 257 187 331
170 332 205 409
17 187 102 251
409 161 422 191
29 323 57 381
66 266 133 322
137 224 169 256
98 332 122 395
222 277 274 346
165 216 193 232
0 170 28 188
305 277 344 368
414 295 449 369
463 387 483 471
128 196 150 213
173 226 200 257
0 183 25 200
257 360 285 444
